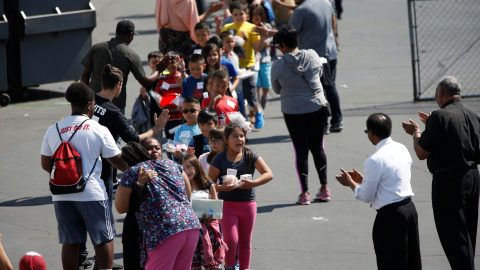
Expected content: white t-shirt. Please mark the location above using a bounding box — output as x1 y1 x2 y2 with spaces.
40 115 121 202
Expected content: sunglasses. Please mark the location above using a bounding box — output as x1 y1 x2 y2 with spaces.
182 109 198 114
364 130 368 134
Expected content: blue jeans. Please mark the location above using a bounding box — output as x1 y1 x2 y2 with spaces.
324 59 342 127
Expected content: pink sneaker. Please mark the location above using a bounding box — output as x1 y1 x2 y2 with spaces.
315 188 331 202
297 194 310 205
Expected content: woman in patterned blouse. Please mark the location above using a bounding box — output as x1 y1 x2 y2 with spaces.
116 139 201 270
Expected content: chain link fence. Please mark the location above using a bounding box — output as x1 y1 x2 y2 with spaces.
407 0 480 100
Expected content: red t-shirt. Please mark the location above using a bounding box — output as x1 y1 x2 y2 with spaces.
202 96 238 125
155 72 182 120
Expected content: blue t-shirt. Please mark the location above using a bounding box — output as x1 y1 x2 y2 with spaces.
220 59 238 80
182 74 207 100
174 124 202 145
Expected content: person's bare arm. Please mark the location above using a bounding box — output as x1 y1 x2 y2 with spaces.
80 67 92 85
332 14 339 47
199 1 225 21
182 172 192 198
138 110 170 142
0 233 13 270
401 119 431 160
115 185 133 214
106 154 128 172
237 157 273 189
273 0 296 10
254 23 277 38
41 155 51 173
137 55 173 88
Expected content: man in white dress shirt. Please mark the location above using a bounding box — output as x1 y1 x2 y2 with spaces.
336 113 421 270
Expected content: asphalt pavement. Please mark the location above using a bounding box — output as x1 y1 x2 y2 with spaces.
1 0 480 269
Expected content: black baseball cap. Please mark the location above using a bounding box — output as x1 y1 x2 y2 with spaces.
116 20 138 35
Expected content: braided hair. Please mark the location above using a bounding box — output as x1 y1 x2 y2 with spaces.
121 141 150 167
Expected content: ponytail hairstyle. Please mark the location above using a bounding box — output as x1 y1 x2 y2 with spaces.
101 64 124 90
224 123 253 171
202 43 222 73
183 154 212 190
121 141 151 167
207 125 225 164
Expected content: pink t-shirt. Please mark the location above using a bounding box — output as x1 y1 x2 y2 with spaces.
155 0 199 42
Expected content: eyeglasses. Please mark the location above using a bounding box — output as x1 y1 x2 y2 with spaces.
209 139 223 145
182 109 198 114
364 130 368 134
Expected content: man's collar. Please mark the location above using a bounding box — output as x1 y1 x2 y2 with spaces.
376 137 392 151
441 98 461 108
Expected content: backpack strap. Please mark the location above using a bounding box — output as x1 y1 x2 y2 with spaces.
84 157 99 186
55 123 63 142
68 119 90 142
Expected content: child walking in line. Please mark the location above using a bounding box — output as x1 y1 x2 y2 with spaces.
202 43 240 94
198 126 225 176
249 4 273 110
182 154 226 270
188 107 218 158
220 31 246 117
202 70 238 126
208 123 274 270
173 97 202 161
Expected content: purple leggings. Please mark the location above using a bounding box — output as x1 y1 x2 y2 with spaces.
220 201 257 270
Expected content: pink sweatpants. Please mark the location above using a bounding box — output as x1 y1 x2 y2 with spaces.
220 201 257 270
145 229 200 270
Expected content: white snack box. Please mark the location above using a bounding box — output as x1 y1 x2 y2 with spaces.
191 199 224 219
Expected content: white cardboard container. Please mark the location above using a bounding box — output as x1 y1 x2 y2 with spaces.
191 199 224 219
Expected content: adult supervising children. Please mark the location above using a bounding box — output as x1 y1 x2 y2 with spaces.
271 25 330 205
81 20 171 113
402 76 480 270
40 83 128 270
336 113 421 270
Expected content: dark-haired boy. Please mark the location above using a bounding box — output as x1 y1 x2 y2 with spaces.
189 21 211 56
182 54 207 101
189 107 218 158
173 97 202 160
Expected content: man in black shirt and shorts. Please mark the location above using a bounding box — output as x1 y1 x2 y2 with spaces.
402 76 480 270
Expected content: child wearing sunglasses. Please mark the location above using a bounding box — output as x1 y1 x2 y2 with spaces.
173 97 202 160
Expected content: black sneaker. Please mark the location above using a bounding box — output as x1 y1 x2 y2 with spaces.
93 261 123 270
330 124 343 132
78 257 93 270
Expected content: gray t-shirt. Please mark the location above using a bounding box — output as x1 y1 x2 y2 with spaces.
289 0 337 60
210 149 259 202
82 38 146 110
271 49 327 114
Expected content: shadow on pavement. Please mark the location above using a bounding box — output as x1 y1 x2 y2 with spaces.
0 195 52 207
247 135 291 145
257 203 297 214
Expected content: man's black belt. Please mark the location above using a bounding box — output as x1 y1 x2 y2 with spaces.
377 197 412 212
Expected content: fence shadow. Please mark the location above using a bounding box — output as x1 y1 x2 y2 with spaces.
0 195 52 207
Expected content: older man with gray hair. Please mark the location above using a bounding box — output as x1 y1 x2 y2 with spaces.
402 76 480 270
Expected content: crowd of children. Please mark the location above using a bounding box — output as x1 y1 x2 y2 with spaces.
129 1 282 269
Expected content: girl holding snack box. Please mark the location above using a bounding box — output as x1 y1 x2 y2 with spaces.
182 154 227 270
208 123 273 270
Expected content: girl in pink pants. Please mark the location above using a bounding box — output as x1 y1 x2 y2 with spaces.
209 123 274 270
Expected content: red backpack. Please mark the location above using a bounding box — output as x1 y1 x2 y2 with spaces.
49 119 98 195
